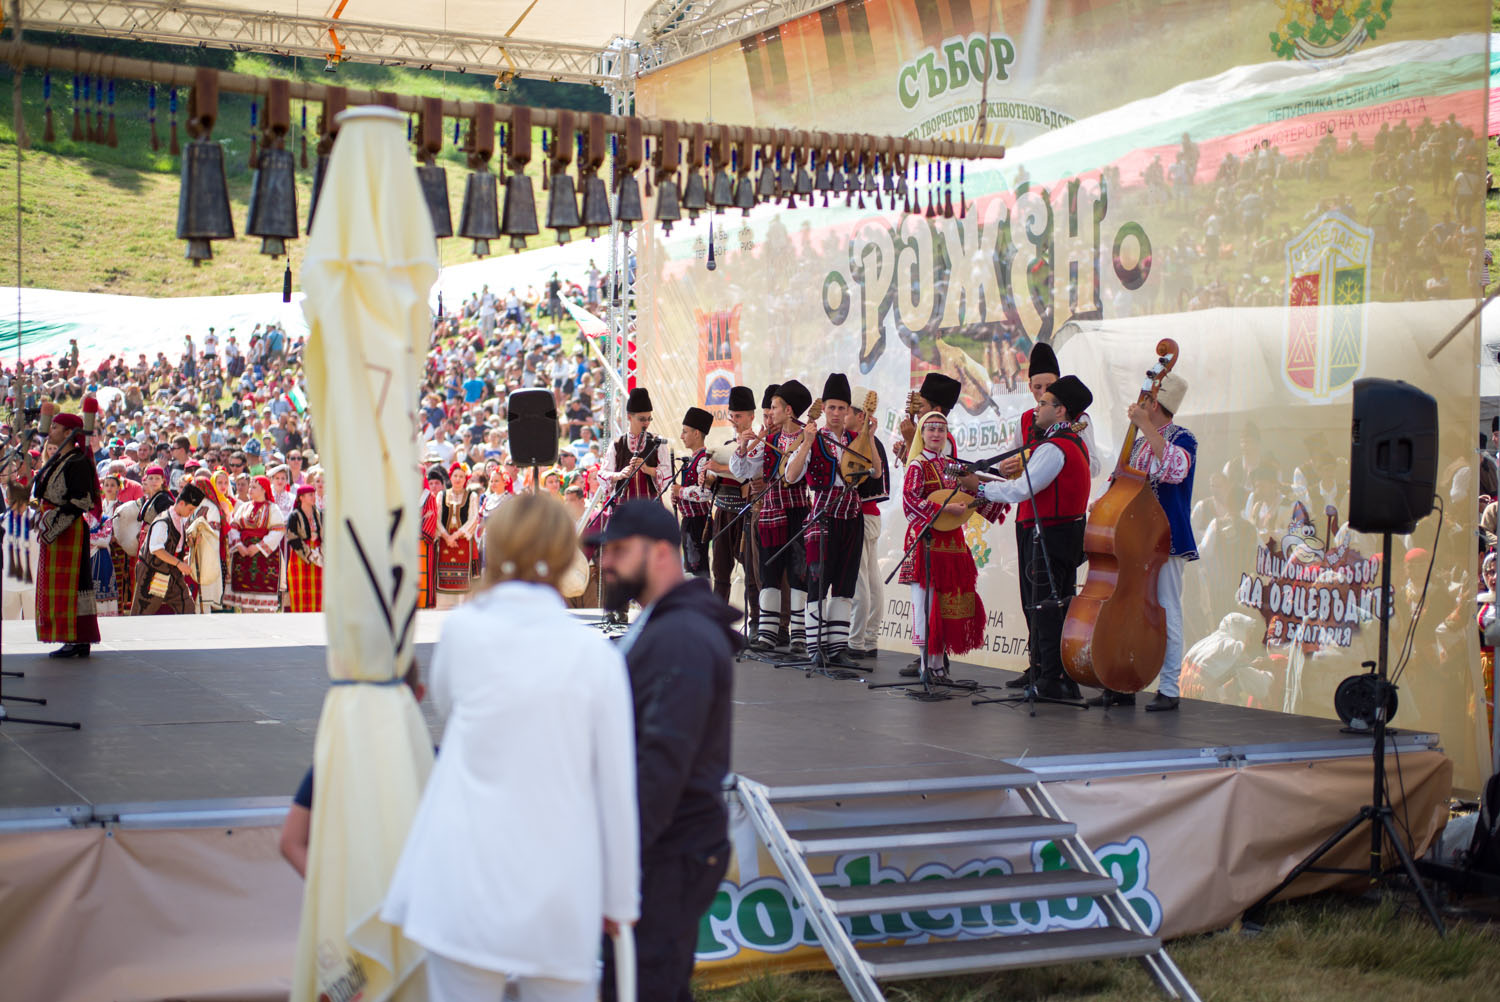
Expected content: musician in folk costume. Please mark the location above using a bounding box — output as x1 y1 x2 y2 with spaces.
598 387 671 505
435 463 482 607
784 373 871 669
132 484 206 616
286 485 324 613
32 407 103 657
672 406 715 579
848 387 891 660
901 412 1009 680
224 475 287 613
961 375 1095 700
732 379 813 655
705 386 761 621
997 342 1102 691
897 372 962 463
1091 371 1198 713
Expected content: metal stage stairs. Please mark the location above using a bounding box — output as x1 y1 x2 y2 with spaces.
735 767 1201 1001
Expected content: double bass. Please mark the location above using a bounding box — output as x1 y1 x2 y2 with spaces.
1061 339 1180 693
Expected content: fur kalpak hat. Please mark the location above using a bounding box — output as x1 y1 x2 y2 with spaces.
626 388 653 414
918 372 962 413
682 407 714 436
821 372 851 404
775 379 812 419
727 385 756 412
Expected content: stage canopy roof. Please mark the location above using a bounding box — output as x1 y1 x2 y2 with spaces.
13 0 841 86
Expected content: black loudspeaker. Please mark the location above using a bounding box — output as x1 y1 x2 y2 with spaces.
506 388 559 467
1348 377 1438 535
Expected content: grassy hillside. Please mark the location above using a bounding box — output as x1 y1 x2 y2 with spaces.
0 39 608 296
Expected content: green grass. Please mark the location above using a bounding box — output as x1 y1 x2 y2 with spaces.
699 896 1500 1002
0 43 606 296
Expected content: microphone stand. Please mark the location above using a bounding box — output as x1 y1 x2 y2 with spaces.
973 439 1087 714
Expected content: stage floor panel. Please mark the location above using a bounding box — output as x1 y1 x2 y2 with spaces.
1 613 1413 818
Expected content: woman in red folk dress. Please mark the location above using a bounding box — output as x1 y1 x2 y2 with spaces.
417 465 446 609
285 486 324 613
434 463 481 608
224 475 286 613
900 411 1008 679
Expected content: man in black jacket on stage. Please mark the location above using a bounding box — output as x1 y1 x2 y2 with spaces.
591 499 737 1002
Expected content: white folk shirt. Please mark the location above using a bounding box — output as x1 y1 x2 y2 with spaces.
381 583 639 981
1009 410 1103 477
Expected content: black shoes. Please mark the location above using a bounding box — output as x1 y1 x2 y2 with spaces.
747 637 777 653
847 647 876 660
823 651 867 671
1145 693 1180 712
1086 689 1137 708
1005 672 1033 689
787 640 808 656
48 644 91 659
1033 677 1082 701
899 657 921 677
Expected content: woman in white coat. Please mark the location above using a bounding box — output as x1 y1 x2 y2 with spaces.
382 493 639 1002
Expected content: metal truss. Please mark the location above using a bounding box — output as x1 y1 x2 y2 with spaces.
18 0 616 85
636 0 845 74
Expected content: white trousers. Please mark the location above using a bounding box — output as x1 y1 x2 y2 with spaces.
425 951 593 1002
1157 556 1187 698
850 513 883 650
2 587 35 620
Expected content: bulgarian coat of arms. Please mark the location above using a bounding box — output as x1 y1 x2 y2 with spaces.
1270 0 1393 61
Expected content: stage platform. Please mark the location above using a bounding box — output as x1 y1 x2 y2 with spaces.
0 611 1436 825
0 613 1456 1002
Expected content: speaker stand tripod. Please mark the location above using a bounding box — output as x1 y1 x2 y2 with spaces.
1241 532 1443 935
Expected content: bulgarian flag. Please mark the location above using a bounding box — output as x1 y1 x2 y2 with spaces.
281 386 308 414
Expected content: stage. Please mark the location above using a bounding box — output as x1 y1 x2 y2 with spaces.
0 613 1456 1001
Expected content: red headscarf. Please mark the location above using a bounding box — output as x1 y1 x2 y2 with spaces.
254 475 274 506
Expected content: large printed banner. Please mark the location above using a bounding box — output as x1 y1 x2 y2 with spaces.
635 0 1493 789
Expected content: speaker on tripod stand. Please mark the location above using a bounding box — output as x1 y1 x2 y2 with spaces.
1244 377 1445 934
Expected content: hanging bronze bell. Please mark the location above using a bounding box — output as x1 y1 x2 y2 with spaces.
177 138 235 265
579 174 611 239
813 154 832 193
734 174 756 215
459 170 502 257
500 172 539 251
757 151 778 201
417 163 453 239
616 173 644 232
682 170 707 221
245 147 299 258
546 171 580 243
710 167 734 212
655 175 681 234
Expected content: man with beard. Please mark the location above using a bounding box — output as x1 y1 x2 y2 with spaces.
590 500 736 1002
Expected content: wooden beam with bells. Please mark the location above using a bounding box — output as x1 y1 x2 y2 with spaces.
6 45 1004 264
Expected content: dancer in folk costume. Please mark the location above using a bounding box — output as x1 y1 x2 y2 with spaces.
32 402 104 657
187 473 230 611
224 475 286 613
418 465 446 609
3 482 39 620
132 485 205 616
435 463 481 607
285 486 324 613
87 474 121 616
102 474 134 611
900 412 1009 678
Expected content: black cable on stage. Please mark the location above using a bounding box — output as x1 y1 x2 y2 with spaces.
1390 494 1444 688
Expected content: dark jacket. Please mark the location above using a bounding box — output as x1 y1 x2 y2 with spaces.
623 577 737 861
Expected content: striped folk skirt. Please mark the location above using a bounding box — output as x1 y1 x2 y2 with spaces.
286 553 323 613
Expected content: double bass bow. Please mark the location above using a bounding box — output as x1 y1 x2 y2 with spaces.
1061 338 1180 693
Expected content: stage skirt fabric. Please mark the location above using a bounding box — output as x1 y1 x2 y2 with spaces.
225 550 282 613
286 553 323 613
900 525 986 657
436 537 474 594
89 546 118 617
36 512 100 644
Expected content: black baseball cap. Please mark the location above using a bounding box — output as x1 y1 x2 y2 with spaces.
584 499 681 547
